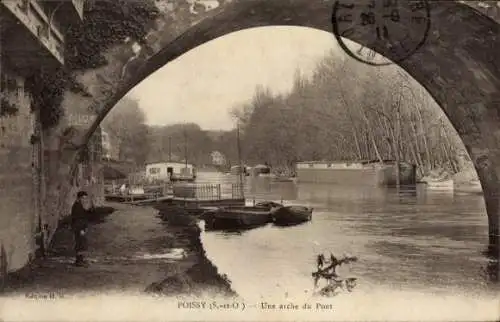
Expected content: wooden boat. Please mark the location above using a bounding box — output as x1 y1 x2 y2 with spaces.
201 206 274 230
424 179 454 190
255 201 283 209
252 164 271 176
272 205 313 226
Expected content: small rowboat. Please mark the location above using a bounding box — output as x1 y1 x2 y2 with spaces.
272 205 313 226
201 206 274 230
255 201 284 210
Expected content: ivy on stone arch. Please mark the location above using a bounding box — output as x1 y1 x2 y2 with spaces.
24 0 160 130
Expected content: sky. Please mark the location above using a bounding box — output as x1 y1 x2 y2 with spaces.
127 26 339 131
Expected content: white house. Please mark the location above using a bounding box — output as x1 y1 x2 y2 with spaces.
145 161 196 183
210 151 226 166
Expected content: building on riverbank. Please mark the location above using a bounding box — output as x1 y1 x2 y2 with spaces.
210 150 226 166
296 160 417 186
0 0 84 283
146 161 197 183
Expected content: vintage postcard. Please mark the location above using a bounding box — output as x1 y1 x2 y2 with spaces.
0 0 499 321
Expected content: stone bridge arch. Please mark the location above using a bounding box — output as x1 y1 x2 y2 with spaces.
53 0 499 256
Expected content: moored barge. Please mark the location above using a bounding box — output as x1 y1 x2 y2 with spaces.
296 160 416 186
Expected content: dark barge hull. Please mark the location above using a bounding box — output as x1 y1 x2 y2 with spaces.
272 206 313 226
201 207 273 231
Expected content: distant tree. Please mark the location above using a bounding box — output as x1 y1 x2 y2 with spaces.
230 51 470 177
147 123 214 166
211 129 239 167
102 97 150 166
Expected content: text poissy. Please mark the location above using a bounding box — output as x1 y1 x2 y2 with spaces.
177 301 207 309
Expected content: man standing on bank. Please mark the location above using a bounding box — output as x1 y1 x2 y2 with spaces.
71 191 91 267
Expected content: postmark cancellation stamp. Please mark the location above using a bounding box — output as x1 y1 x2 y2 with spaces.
331 0 431 66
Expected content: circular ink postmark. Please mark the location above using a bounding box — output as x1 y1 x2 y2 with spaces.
331 0 431 66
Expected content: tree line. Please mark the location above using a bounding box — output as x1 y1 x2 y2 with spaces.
103 53 473 179
100 97 241 169
231 52 470 178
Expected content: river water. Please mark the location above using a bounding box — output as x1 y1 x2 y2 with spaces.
196 171 499 305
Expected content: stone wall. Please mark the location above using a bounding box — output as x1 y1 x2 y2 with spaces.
0 79 106 277
41 91 106 247
0 68 36 276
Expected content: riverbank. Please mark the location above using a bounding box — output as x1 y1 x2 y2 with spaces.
145 210 236 297
0 202 235 298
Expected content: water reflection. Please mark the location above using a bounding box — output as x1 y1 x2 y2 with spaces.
196 171 498 299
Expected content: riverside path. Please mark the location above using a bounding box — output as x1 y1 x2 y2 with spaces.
1 203 233 297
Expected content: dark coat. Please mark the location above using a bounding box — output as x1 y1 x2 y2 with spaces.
71 200 89 232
